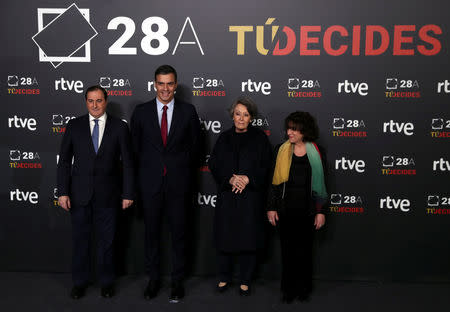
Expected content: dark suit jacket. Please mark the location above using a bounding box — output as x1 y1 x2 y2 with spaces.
57 114 135 205
130 98 201 196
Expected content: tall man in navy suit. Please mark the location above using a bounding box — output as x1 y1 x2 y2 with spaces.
131 65 201 302
57 85 134 299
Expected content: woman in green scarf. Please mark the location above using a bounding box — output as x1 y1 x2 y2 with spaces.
267 111 328 304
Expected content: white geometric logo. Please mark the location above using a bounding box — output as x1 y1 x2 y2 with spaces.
31 3 98 69
99 77 111 88
193 77 204 89
8 76 19 87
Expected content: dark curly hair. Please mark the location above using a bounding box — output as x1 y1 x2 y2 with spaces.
284 111 319 142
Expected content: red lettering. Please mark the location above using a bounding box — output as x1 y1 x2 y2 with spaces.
300 26 321 55
323 25 348 56
14 163 42 169
288 91 322 98
432 131 450 138
333 131 367 137
330 206 364 213
418 24 442 56
365 25 389 55
352 26 361 55
107 90 132 96
393 25 415 55
273 26 296 55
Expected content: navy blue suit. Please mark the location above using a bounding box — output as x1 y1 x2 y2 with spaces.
131 98 200 282
57 114 134 287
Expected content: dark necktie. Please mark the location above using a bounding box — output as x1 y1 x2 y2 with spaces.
161 105 168 146
92 119 99 153
161 106 168 175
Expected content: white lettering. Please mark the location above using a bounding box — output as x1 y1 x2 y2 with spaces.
380 196 410 212
172 17 204 55
7 115 37 131
383 120 414 136
335 157 365 173
433 158 450 171
54 78 84 93
10 189 39 204
197 193 217 207
337 80 368 96
241 79 271 95
437 80 450 93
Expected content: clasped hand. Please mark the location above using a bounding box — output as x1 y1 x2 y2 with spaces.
229 174 249 193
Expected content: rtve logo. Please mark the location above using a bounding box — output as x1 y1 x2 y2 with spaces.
335 157 365 173
199 118 221 134
10 189 39 204
55 78 84 93
241 79 271 95
337 80 368 96
437 80 450 93
433 158 450 171
197 193 217 207
380 196 410 212
8 115 37 131
383 120 414 136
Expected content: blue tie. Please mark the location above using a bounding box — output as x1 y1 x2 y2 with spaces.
92 119 99 153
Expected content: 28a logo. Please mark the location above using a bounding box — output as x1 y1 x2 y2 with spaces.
107 16 204 55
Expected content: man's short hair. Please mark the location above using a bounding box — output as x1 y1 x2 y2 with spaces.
155 64 177 82
85 85 108 101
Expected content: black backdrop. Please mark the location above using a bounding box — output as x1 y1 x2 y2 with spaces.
1 0 449 282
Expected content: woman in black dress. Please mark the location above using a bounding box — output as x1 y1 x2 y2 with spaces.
267 111 328 303
209 97 272 296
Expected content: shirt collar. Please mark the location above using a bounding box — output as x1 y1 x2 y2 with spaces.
156 98 174 111
89 112 107 123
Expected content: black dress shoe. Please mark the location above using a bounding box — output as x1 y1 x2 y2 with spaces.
169 281 184 303
101 284 115 298
70 285 87 299
144 280 160 300
239 285 251 296
215 282 229 293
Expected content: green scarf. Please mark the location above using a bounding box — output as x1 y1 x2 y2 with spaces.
272 140 327 202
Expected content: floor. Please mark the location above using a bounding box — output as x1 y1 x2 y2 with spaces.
1 272 449 312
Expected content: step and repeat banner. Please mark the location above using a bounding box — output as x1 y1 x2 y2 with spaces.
1 0 449 281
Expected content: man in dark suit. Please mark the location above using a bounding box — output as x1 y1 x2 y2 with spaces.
131 65 201 303
57 85 134 299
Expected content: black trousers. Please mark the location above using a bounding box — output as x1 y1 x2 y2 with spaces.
142 179 187 282
278 210 315 296
71 194 118 287
217 251 256 285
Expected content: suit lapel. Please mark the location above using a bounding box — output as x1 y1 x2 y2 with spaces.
149 99 164 150
96 116 111 156
83 115 96 156
166 100 180 148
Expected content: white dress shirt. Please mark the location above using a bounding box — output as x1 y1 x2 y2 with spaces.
89 113 107 148
156 98 174 134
